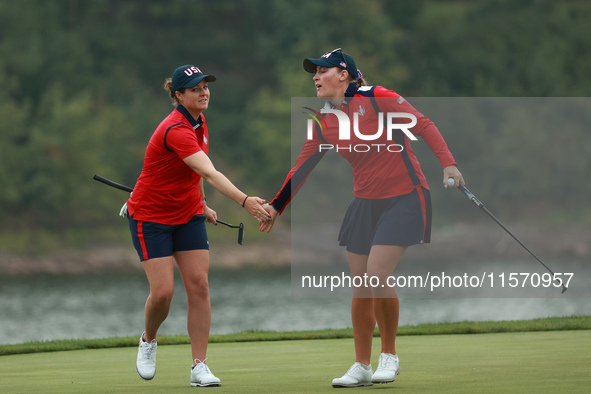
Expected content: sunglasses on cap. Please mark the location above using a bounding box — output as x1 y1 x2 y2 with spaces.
323 47 348 70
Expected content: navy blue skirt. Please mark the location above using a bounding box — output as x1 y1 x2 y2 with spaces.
338 187 431 255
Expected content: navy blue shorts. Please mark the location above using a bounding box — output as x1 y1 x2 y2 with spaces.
338 187 432 255
127 214 209 262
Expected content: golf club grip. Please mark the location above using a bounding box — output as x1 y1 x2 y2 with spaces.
93 174 133 193
457 183 484 208
458 183 472 198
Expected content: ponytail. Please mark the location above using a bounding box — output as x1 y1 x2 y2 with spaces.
164 78 185 106
355 77 368 87
349 69 367 87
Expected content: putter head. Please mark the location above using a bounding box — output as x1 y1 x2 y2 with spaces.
237 223 244 245
555 277 568 294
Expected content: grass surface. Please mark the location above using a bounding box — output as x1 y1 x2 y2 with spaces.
1 330 590 393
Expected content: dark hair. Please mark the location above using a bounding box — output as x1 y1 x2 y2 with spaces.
164 78 185 106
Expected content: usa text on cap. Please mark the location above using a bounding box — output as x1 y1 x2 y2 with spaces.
172 65 216 92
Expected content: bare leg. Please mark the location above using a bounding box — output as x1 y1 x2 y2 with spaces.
348 252 375 366
142 256 175 342
175 249 211 363
366 245 407 355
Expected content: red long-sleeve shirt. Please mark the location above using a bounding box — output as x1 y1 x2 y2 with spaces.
271 84 457 213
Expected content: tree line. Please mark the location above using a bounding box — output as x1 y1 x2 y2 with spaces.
0 0 589 248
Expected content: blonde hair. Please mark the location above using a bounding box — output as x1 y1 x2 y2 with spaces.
164 78 186 106
347 73 367 87
354 77 367 87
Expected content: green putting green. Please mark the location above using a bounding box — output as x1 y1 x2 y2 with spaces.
1 330 589 393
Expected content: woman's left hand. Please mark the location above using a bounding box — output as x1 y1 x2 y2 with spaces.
204 206 218 224
443 165 464 188
259 203 278 233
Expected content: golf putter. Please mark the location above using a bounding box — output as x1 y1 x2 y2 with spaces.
93 174 244 245
455 182 567 294
216 220 244 245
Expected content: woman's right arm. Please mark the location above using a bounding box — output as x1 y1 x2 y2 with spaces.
183 151 270 222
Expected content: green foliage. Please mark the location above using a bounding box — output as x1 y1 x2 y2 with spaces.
401 0 591 96
1 0 590 250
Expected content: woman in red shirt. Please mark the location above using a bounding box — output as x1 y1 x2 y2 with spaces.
261 50 464 387
127 64 270 387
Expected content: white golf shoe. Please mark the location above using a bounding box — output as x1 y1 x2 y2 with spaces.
332 362 373 388
190 359 221 387
136 333 157 380
372 353 400 383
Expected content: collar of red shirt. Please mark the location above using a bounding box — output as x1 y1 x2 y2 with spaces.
176 105 204 130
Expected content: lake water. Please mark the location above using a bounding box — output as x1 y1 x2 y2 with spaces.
1 266 589 345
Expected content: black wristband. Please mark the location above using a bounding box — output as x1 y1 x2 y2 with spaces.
241 195 249 207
